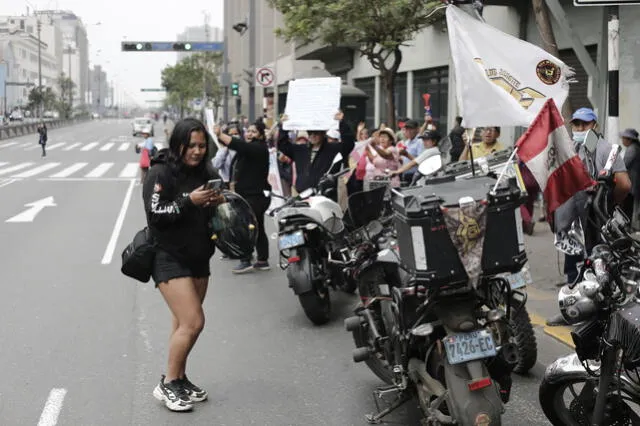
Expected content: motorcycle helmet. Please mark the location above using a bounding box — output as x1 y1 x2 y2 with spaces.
209 191 258 259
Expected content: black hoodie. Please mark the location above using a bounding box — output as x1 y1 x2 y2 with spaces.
142 149 220 268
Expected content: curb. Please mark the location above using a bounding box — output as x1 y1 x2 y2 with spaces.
529 312 575 349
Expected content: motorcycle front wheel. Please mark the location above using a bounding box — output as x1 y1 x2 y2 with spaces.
539 376 640 425
298 286 331 325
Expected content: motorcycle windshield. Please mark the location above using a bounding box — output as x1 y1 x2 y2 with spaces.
347 186 387 228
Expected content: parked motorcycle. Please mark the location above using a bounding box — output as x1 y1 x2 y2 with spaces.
539 145 640 425
269 154 353 325
346 156 530 425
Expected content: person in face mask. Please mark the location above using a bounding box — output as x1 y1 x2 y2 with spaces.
546 107 631 326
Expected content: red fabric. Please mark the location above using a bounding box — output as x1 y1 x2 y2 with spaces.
515 99 593 218
354 152 368 180
139 149 151 169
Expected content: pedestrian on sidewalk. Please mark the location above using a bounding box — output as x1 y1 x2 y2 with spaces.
620 128 640 230
143 118 224 412
37 122 48 157
214 118 272 274
137 131 156 184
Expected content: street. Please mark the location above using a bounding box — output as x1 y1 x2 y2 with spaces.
0 119 573 425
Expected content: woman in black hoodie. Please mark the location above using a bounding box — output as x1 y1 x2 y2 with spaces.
142 118 223 412
214 119 271 274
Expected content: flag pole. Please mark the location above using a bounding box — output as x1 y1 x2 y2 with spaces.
490 146 519 194
467 128 477 176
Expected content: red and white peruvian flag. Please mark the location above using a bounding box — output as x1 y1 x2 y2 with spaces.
515 99 594 216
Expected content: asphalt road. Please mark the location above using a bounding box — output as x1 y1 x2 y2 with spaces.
0 119 572 425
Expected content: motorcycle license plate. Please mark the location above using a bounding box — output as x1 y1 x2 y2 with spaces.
505 269 532 290
279 230 305 250
444 329 497 365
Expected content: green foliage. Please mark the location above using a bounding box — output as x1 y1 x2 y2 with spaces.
27 86 57 112
161 52 223 117
267 0 445 126
56 73 76 119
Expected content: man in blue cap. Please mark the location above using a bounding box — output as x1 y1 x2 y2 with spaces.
546 107 631 326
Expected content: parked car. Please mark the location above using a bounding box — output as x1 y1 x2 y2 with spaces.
9 110 24 122
131 117 154 136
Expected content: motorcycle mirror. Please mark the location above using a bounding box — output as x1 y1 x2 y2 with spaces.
418 155 443 177
332 153 343 165
583 129 599 154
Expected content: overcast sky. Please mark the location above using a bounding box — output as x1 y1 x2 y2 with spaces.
0 0 224 107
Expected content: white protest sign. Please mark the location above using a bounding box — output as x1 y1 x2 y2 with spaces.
283 77 341 131
204 108 220 148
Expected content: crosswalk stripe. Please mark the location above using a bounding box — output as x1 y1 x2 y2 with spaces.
25 143 41 151
81 142 99 151
119 163 139 178
118 143 130 151
0 162 35 176
49 162 88 178
12 162 61 178
0 142 18 149
64 143 82 151
85 163 114 178
46 142 66 150
0 162 7 167
100 142 115 151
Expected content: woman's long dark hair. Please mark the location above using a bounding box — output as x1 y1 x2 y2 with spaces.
167 118 215 177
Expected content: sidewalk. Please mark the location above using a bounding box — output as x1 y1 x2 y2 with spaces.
521 219 575 348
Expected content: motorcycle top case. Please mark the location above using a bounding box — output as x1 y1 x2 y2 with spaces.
391 175 527 286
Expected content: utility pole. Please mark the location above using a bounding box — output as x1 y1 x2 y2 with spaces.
37 19 43 119
202 10 210 123
531 0 573 123
606 5 619 144
248 0 256 122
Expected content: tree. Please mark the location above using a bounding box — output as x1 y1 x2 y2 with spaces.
56 73 76 119
268 0 445 128
27 86 57 114
161 52 223 118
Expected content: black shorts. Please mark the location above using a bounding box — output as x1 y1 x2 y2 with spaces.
152 249 210 286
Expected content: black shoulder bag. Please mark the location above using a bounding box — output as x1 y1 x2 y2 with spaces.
121 227 156 283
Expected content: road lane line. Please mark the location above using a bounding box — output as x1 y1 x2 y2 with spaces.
529 312 575 348
118 143 130 151
0 162 35 176
101 179 136 265
0 142 19 149
100 142 115 151
119 163 139 178
37 388 67 426
0 179 18 188
46 142 66 150
49 163 88 178
0 162 7 167
81 142 99 151
85 163 114 178
12 163 61 178
63 143 82 151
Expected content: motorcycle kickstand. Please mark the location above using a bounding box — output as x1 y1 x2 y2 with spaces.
365 388 412 424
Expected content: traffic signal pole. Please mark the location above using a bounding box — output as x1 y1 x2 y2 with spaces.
248 0 256 122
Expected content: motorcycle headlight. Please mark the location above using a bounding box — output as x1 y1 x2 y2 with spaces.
558 280 601 324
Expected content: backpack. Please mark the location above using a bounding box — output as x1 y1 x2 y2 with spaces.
121 227 156 283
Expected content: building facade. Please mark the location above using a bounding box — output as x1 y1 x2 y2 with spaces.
89 64 109 114
225 0 640 144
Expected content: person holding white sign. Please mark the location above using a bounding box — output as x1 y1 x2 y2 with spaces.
276 111 355 195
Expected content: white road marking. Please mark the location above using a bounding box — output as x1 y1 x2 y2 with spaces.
12 163 61 178
101 179 136 264
63 143 82 151
119 163 139 178
6 196 56 223
0 162 7 167
37 388 67 426
25 143 42 151
81 142 99 151
0 179 18 188
49 163 88 178
100 142 115 151
118 143 130 151
0 162 36 176
0 142 19 149
46 142 66 150
85 163 114 178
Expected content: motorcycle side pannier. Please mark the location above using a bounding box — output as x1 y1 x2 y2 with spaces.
391 175 527 286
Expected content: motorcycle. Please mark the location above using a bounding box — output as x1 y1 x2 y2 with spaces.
539 144 640 425
345 155 529 425
269 154 353 325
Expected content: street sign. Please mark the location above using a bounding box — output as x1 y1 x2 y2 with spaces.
574 0 640 5
6 196 56 223
255 67 275 87
121 41 224 52
140 88 166 92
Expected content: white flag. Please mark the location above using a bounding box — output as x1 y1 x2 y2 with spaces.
446 5 574 128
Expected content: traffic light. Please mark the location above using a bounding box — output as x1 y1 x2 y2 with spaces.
172 43 192 51
121 42 152 51
231 82 239 96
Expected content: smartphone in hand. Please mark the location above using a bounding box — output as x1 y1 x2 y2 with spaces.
203 179 223 191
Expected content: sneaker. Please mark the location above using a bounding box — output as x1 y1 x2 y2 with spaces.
152 375 193 412
253 261 271 271
232 260 254 274
179 376 208 402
